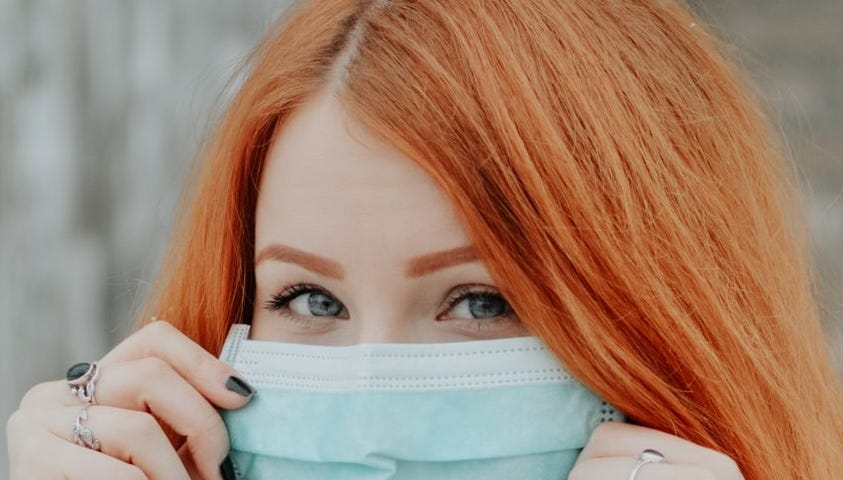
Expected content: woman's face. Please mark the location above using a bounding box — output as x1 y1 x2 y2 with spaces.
251 90 531 345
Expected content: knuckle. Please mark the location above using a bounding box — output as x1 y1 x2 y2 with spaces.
18 381 59 408
139 355 173 379
5 409 26 438
187 408 228 456
126 410 165 440
132 320 177 356
143 318 175 337
190 348 224 381
198 407 226 440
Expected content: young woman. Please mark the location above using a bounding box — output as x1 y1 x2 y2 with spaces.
8 0 843 479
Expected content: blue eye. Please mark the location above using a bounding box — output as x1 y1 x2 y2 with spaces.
436 286 521 333
447 292 510 319
293 291 343 316
265 284 348 319
263 283 520 332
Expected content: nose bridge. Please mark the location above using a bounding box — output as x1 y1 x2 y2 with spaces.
349 264 415 344
352 286 415 343
355 311 413 344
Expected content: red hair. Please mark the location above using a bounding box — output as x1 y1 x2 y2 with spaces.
138 0 843 477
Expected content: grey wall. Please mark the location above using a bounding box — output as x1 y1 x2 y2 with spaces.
690 0 843 337
0 0 292 472
1 0 841 474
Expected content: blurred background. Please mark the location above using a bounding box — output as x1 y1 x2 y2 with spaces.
1 0 841 472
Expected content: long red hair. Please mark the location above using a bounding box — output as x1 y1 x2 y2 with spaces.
137 0 843 477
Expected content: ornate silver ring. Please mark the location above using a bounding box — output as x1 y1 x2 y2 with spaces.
70 405 101 451
66 361 100 405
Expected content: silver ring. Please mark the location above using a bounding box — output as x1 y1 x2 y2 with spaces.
66 362 100 405
627 448 665 480
70 405 101 451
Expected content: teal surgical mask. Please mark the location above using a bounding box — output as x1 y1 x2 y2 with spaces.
218 324 624 479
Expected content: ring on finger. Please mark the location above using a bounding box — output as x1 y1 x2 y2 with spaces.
66 361 100 405
70 404 102 451
627 448 665 480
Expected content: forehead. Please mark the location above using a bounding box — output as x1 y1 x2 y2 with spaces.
254 91 470 259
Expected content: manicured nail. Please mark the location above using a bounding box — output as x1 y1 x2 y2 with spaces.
220 454 236 480
225 376 254 398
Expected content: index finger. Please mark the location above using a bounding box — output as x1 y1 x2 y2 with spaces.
98 320 252 410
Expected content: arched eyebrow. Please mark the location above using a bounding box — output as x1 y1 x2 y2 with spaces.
404 245 478 277
254 244 478 279
255 245 344 279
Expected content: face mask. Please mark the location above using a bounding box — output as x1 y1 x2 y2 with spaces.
218 324 624 479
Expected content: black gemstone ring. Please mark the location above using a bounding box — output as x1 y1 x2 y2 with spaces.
66 362 100 405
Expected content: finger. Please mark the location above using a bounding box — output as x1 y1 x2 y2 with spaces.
98 320 253 410
577 421 735 472
178 441 208 480
100 358 229 480
10 428 149 480
34 406 190 480
22 358 229 480
569 456 719 480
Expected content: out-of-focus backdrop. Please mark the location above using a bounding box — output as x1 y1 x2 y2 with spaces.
1 0 841 473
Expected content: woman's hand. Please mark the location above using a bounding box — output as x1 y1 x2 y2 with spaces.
6 320 253 480
570 422 744 480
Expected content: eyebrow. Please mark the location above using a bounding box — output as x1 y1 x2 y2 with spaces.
254 244 479 279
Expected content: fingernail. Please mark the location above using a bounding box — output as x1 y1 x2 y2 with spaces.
225 376 254 398
220 454 236 480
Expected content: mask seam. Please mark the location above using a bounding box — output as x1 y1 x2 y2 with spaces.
236 372 577 391
233 367 572 380
232 345 548 360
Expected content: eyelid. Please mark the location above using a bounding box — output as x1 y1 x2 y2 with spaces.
265 282 349 319
436 284 510 320
265 282 323 308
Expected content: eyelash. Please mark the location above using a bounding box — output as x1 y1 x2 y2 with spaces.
263 282 516 329
436 284 514 325
263 283 343 323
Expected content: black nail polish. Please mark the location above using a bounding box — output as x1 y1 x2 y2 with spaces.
220 454 236 480
225 376 254 398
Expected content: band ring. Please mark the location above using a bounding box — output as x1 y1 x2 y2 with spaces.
66 361 100 405
627 448 665 480
70 405 101 451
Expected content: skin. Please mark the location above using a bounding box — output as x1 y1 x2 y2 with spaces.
250 88 530 345
5 89 744 480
